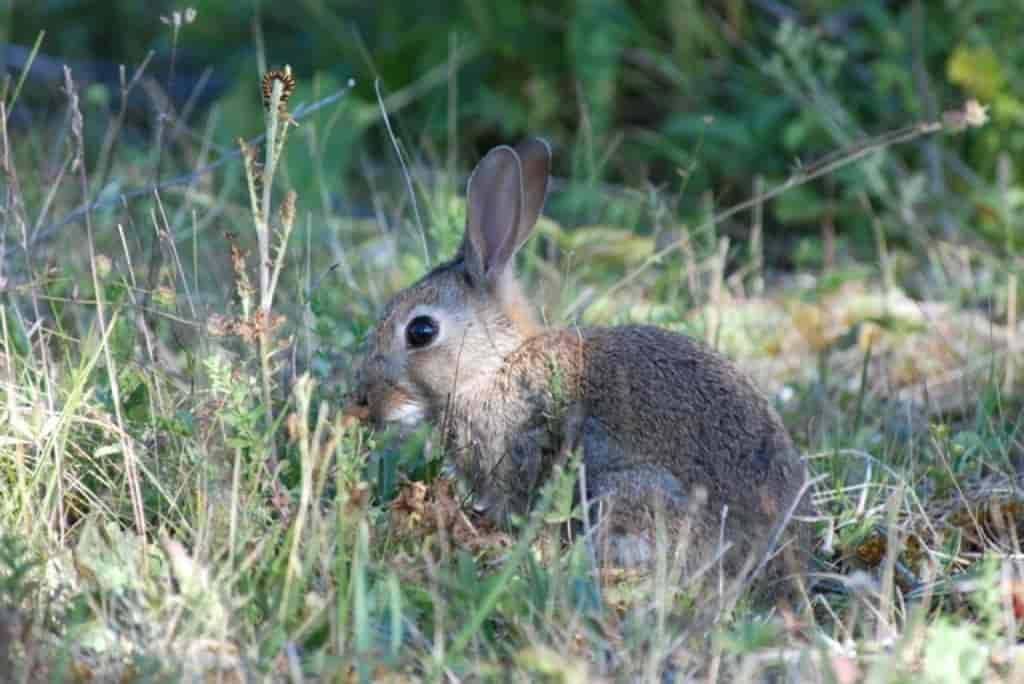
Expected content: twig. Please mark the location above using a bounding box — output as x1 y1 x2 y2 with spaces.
3 31 45 123
30 83 356 246
94 51 155 195
577 112 975 317
64 66 148 542
375 78 429 265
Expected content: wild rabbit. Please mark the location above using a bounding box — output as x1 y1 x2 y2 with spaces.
353 137 813 601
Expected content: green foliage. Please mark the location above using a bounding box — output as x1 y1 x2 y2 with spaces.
9 1 1024 256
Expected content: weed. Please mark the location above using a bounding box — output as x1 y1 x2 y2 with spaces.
1 9 1023 682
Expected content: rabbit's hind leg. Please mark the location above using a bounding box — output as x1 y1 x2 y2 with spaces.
581 465 710 571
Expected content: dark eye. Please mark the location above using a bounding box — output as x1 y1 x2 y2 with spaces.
405 315 439 348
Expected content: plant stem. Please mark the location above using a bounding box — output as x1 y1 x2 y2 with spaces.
258 77 283 435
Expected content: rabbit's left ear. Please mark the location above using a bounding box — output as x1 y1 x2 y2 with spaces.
461 137 551 289
513 136 551 245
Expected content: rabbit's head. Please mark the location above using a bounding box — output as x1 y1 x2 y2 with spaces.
355 138 552 429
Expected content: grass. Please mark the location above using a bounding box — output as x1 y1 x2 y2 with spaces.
2 20 1024 684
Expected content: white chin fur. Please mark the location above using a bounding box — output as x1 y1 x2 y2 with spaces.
384 402 426 427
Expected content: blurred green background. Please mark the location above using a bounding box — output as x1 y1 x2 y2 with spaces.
4 1 1022 276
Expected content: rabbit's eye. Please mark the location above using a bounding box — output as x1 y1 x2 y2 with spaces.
406 316 439 348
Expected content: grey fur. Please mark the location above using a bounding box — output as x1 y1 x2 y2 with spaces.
355 137 813 603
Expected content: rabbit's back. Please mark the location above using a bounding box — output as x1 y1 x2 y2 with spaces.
532 324 810 583
578 325 801 502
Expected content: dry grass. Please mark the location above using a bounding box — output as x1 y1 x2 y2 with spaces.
1 49 1022 684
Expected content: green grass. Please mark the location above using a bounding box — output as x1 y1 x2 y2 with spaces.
2 10 1024 683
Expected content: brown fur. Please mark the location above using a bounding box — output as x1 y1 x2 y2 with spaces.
355 138 813 604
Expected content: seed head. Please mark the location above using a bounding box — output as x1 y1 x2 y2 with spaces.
942 98 989 133
261 67 296 112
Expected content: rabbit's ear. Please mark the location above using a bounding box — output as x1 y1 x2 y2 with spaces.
514 137 551 241
462 145 525 287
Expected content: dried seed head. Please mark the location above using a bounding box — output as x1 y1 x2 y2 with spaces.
963 98 989 127
94 254 113 279
224 232 255 304
943 98 989 133
206 313 236 337
261 67 296 112
279 190 297 231
161 8 196 28
237 137 256 163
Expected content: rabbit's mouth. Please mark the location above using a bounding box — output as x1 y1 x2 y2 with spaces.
369 385 429 428
382 400 426 427
356 380 429 429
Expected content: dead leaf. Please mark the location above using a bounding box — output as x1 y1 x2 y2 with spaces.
389 479 512 556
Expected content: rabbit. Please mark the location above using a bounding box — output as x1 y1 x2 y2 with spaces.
353 137 813 602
